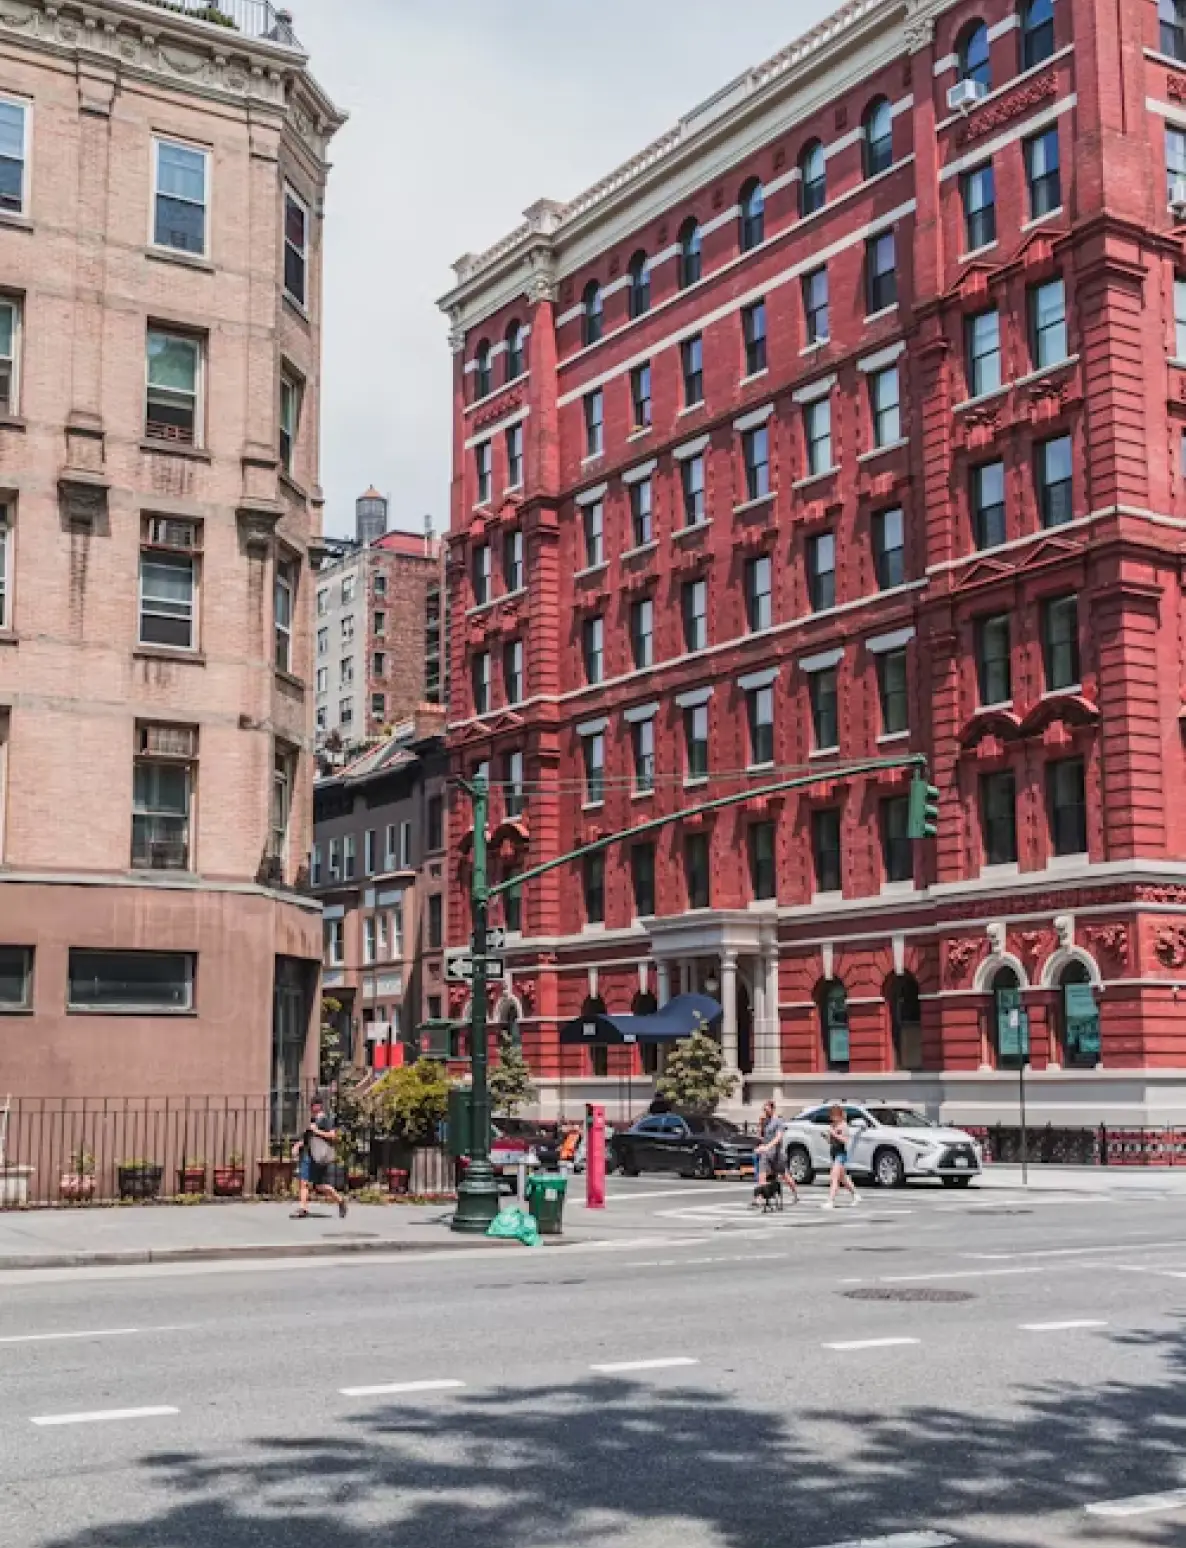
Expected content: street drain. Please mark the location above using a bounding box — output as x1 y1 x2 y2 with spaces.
842 1287 976 1303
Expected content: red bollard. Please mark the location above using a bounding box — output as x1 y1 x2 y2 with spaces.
585 1103 606 1210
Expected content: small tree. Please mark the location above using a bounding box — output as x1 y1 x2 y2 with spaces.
655 1028 738 1116
364 1059 453 1145
319 996 345 1086
488 1032 537 1117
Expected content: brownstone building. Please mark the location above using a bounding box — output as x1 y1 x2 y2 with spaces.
441 0 1186 1128
0 0 342 1112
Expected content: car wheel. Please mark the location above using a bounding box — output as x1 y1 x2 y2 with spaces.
873 1146 906 1189
619 1152 640 1177
691 1148 715 1181
785 1144 814 1186
941 1175 973 1188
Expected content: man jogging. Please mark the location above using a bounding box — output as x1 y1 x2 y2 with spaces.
292 1096 348 1219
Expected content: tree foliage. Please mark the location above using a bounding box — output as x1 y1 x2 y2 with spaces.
655 1029 738 1116
363 1059 454 1144
488 1032 537 1117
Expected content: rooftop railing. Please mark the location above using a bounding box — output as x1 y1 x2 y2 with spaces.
138 0 301 47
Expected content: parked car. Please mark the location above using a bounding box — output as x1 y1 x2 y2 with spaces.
781 1102 982 1189
610 1112 755 1180
454 1118 562 1192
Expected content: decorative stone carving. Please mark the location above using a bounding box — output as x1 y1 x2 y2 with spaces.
1017 929 1052 969
955 71 1058 147
236 504 281 553
1168 71 1186 105
986 920 1006 956
58 471 109 528
515 977 537 1011
1136 885 1186 905
903 2 936 53
945 937 982 985
1086 924 1128 967
1155 924 1186 968
1053 914 1074 949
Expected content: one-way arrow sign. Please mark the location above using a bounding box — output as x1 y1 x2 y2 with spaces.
483 926 508 952
446 955 504 984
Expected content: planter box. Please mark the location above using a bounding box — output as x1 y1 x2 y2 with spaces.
118 1165 163 1201
256 1158 294 1196
387 1167 411 1196
212 1168 245 1198
59 1173 97 1202
0 1164 33 1205
176 1167 206 1196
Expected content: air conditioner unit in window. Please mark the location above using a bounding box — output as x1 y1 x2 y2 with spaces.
139 723 198 759
147 517 200 551
947 78 987 113
1171 179 1186 216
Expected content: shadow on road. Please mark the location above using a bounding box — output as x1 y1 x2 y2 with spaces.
41 1321 1186 1548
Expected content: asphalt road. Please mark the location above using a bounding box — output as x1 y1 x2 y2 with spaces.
2 1178 1185 1548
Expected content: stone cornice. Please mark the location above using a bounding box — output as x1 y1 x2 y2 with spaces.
0 1 345 162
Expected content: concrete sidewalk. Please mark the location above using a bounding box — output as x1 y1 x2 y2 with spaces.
980 1163 1186 1194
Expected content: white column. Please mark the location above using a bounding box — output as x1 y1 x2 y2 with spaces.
721 950 739 1072
657 960 671 1005
765 951 784 1076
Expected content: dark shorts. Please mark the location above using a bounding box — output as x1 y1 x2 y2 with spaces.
299 1156 329 1187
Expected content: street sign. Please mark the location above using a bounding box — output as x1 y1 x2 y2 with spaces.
483 925 508 952
446 955 504 983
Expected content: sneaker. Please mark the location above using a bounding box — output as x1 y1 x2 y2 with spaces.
849 1192 861 1208
338 1199 349 1219
821 1201 834 1211
291 1209 310 1219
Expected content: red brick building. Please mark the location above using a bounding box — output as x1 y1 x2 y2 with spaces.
439 0 1186 1128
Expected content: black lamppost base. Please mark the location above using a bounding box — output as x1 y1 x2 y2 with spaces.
451 1159 501 1233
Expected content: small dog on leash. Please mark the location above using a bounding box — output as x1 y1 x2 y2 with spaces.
752 1174 784 1213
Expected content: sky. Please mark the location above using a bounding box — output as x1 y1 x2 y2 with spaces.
292 0 837 539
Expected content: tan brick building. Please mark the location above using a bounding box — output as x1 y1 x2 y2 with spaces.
0 0 342 1116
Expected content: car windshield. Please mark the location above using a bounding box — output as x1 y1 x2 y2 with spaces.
866 1107 936 1128
693 1117 742 1138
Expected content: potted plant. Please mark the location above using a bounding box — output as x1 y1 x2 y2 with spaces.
59 1146 97 1202
212 1150 246 1197
256 1140 295 1196
117 1157 163 1200
176 1156 206 1195
364 1059 453 1183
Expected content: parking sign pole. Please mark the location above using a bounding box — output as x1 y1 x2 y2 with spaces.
451 777 500 1234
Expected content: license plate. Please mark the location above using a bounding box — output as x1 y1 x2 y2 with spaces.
955 1157 969 1168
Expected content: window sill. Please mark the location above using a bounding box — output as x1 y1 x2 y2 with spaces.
747 761 776 774
275 667 306 693
673 518 712 543
812 890 844 905
581 451 604 467
857 438 909 464
1043 683 1082 698
677 401 705 417
952 382 1010 415
880 880 916 896
582 922 607 935
632 788 655 801
980 862 1020 879
800 338 830 356
1021 207 1064 232
684 776 709 790
134 644 206 666
1048 851 1089 868
791 468 836 491
733 492 774 517
876 730 910 744
0 1005 33 1016
140 439 212 463
620 540 658 562
739 367 769 387
466 586 527 619
574 560 608 581
864 304 899 325
283 291 312 326
581 800 604 813
627 426 652 442
1013 354 1079 392
981 698 1013 712
0 210 32 233
502 482 524 497
810 747 840 760
0 629 18 647
0 414 27 433
957 239 998 263
145 246 215 274
278 470 310 504
67 1006 199 1018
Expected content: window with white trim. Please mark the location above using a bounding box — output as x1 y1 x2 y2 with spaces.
747 684 774 765
803 267 829 344
869 366 901 446
0 503 10 630
146 329 202 446
274 556 296 674
472 651 491 714
682 578 708 652
582 614 604 684
804 397 832 476
630 596 653 669
745 553 772 631
743 425 770 500
684 703 709 780
284 187 309 307
270 742 295 866
153 138 209 256
475 442 492 505
506 422 523 487
139 516 200 650
681 454 706 525
0 97 27 216
132 722 196 872
630 477 653 546
1029 277 1068 368
583 730 605 804
0 296 18 414
809 667 839 751
632 716 655 794
582 499 604 567
279 372 302 475
584 389 604 457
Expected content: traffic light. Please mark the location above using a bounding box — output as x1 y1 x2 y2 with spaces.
907 774 940 839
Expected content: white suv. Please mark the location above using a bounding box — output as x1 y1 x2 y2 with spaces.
782 1102 982 1189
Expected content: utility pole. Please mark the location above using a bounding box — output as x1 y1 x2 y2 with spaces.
450 775 500 1233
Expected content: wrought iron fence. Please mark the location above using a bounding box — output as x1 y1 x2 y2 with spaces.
969 1124 1186 1167
0 1094 455 1208
140 0 300 46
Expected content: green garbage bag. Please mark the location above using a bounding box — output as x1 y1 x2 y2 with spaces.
486 1206 541 1247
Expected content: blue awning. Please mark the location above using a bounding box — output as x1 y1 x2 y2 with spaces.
559 993 722 1046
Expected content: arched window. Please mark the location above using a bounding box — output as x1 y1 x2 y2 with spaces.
505 319 525 381
799 140 826 217
581 281 603 347
819 980 850 1072
739 178 765 251
863 97 894 179
1056 960 1100 1070
581 994 608 1077
989 965 1025 1069
474 339 492 399
628 250 650 319
888 973 923 1071
1020 0 1055 69
632 991 660 1075
1162 0 1186 62
958 20 992 91
678 218 701 288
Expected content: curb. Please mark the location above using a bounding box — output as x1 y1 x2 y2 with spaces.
0 1233 578 1273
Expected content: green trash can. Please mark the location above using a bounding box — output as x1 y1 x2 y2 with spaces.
525 1172 568 1236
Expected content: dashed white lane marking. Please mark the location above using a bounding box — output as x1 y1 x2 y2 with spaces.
812 1536 956 1548
1019 1320 1108 1332
1095 1263 1186 1281
1 1327 141 1346
590 1356 699 1374
1086 1486 1186 1518
822 1337 921 1352
339 1379 465 1398
967 1237 1186 1262
878 1266 1045 1284
31 1406 179 1428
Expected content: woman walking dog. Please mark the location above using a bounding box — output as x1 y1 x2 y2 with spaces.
822 1103 859 1210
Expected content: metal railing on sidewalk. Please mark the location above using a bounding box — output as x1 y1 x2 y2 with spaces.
970 1123 1186 1167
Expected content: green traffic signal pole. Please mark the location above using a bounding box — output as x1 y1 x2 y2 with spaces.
451 753 929 1234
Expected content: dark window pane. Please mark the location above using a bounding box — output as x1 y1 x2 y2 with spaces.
1048 757 1087 856
748 822 777 901
0 946 31 1008
980 772 1018 865
881 796 913 883
68 950 193 1012
811 808 842 894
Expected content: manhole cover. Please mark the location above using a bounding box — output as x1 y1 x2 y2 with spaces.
842 1287 976 1303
